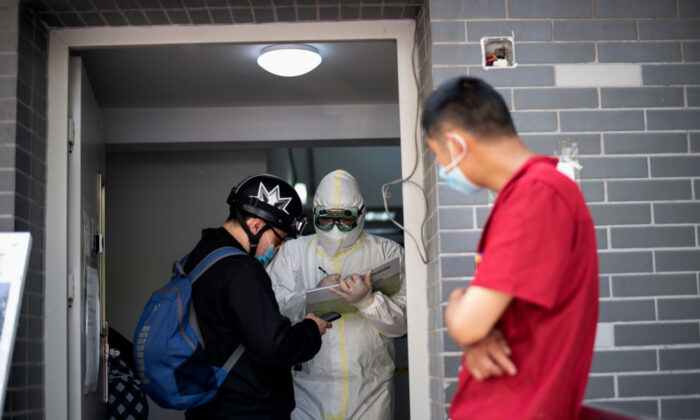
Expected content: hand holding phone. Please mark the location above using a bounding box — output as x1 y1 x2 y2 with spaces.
320 311 341 322
305 313 332 335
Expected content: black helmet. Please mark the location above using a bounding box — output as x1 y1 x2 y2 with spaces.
227 174 307 239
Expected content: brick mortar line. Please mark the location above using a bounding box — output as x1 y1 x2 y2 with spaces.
603 320 700 326
439 277 473 282
607 246 699 252
588 200 700 206
596 392 700 400
604 246 700 251
430 18 700 22
595 345 700 352
523 130 696 135
429 40 667 45
586 396 699 401
600 153 700 158
510 86 692 91
585 177 700 181
516 107 700 112
605 270 700 277
592 223 700 232
602 272 700 278
654 295 659 320
583 399 661 411
609 295 700 300
589 371 700 377
600 223 700 229
600 296 700 301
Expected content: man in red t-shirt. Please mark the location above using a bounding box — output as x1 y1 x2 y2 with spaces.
422 77 598 419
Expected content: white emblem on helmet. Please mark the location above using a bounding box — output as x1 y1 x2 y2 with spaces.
252 183 292 214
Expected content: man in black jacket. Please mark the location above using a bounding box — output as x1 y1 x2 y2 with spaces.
185 174 331 420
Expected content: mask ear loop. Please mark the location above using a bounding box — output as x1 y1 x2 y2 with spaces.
444 133 468 173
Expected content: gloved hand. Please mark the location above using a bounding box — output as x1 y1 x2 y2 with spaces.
317 273 342 288
330 271 373 309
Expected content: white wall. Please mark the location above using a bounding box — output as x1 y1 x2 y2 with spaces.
102 104 400 144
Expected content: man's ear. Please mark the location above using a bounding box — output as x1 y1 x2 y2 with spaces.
247 217 264 235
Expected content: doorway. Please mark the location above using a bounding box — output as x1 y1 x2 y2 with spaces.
46 21 427 420
106 144 405 420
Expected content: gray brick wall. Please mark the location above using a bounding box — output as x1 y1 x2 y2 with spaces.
426 0 700 418
0 0 17 233
416 3 448 419
0 1 46 419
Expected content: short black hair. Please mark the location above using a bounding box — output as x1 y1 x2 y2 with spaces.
226 208 252 223
421 76 517 140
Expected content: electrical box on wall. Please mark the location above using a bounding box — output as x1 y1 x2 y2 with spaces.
480 36 517 69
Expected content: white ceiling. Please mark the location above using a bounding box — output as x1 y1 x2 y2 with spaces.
77 40 399 108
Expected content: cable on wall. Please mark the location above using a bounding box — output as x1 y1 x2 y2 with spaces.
380 16 434 265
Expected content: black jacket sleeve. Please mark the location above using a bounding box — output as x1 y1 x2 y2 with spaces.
226 259 322 366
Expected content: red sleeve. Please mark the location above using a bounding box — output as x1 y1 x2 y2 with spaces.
472 179 574 309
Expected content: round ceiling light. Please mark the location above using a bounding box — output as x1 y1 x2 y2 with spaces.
257 44 322 77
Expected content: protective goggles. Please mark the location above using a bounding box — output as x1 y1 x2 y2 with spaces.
314 206 364 232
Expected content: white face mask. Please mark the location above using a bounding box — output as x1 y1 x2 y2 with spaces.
316 227 347 257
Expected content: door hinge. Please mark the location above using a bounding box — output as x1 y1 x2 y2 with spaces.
93 233 104 255
67 118 75 154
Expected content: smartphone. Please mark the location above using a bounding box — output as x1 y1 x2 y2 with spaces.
320 311 341 322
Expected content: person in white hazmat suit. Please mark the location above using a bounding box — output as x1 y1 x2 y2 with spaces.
267 169 407 420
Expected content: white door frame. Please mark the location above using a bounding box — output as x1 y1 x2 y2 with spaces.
45 20 428 420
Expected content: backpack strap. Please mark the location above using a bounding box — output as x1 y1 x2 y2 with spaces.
187 246 248 373
188 246 246 284
189 307 247 373
222 343 246 372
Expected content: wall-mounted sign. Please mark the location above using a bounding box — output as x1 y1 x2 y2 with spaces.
0 232 32 414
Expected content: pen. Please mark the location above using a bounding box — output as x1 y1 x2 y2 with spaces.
318 266 329 275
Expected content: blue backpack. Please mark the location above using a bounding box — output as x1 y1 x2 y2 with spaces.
133 247 246 409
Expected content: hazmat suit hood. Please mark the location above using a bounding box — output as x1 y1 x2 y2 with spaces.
313 170 365 257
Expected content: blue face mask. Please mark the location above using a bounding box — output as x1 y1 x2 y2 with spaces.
439 164 483 195
438 134 483 195
254 244 276 265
